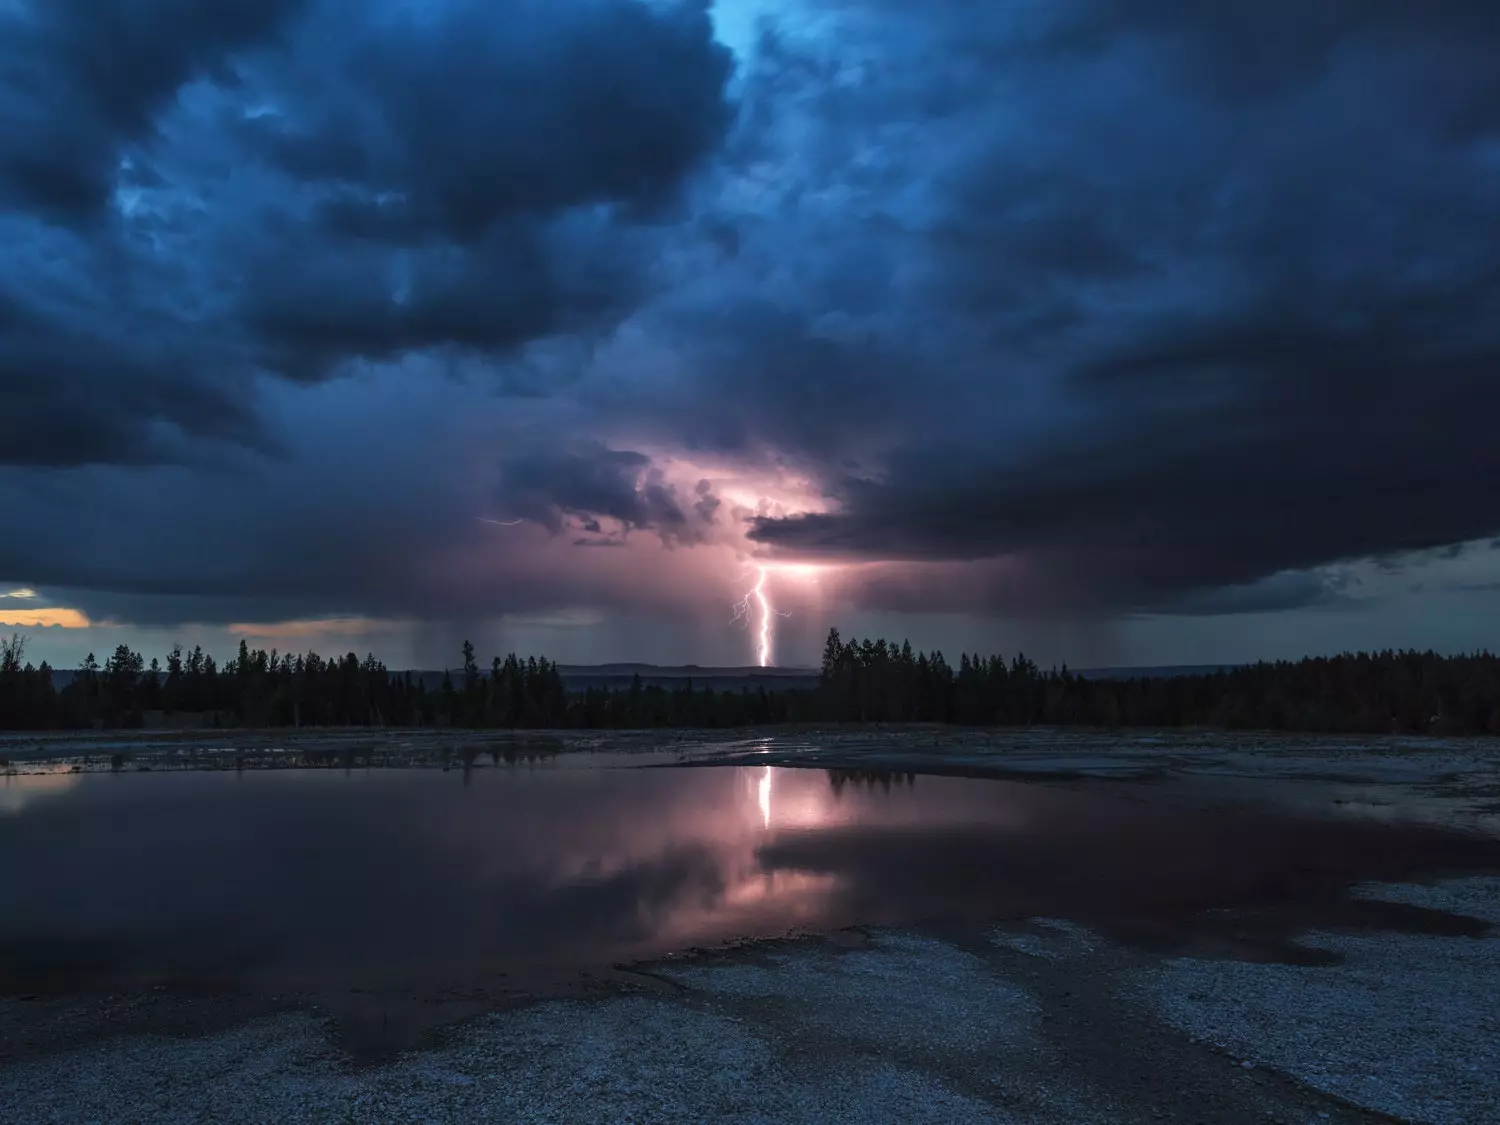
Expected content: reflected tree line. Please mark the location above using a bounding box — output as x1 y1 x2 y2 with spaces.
3 628 1500 734
828 769 918 797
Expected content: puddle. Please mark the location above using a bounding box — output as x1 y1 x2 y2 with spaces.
2 765 1498 1006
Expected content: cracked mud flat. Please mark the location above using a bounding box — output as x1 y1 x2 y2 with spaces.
2 738 1498 1124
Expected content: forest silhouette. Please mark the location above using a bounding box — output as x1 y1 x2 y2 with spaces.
2 630 1499 734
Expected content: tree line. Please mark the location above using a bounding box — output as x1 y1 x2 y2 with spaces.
816 628 1500 734
2 629 1499 734
0 636 803 731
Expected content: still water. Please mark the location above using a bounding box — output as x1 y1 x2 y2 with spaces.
3 764 1498 997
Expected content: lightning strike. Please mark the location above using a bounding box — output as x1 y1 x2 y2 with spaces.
731 565 775 666
478 517 524 526
731 563 826 667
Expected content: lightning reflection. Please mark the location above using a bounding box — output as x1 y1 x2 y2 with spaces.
758 766 772 829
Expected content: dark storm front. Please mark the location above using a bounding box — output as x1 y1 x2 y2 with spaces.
3 766 1499 997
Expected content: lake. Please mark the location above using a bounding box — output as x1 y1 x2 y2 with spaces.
4 761 1499 1006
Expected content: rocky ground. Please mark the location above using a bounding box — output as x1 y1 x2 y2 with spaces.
3 731 1498 1124
4 877 1497 1124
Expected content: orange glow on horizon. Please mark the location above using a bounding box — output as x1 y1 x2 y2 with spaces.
0 607 91 629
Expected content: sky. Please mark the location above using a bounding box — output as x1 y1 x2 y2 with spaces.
3 0 1500 671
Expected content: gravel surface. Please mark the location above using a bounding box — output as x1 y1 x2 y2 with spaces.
990 918 1101 961
0 936 1073 1125
660 931 1040 1054
9 919 1460 1125
1140 877 1500 1125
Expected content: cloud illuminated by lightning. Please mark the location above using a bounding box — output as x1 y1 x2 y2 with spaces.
731 563 828 667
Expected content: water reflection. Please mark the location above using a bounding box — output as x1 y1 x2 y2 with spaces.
0 771 82 816
1 764 1498 997
758 765 772 829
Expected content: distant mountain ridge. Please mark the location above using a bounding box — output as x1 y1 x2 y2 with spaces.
556 663 817 677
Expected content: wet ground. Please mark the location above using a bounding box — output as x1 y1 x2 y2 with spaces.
2 730 1499 1123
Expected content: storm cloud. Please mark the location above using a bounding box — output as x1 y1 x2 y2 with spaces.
4 0 1500 664
494 442 708 544
737 0 1500 616
0 0 312 221
1 0 732 464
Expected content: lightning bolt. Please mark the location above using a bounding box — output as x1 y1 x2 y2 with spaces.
731 564 793 667
478 517 524 526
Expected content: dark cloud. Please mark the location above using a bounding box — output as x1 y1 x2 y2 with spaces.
6 0 1500 650
1165 572 1361 618
612 299 934 463
244 0 733 245
693 479 722 524
495 443 705 544
0 0 308 465
753 264 1500 614
0 0 735 469
827 559 1365 622
232 0 734 374
0 0 310 222
0 274 267 467
0 395 727 633
241 221 639 382
1046 0 1500 115
725 0 1500 616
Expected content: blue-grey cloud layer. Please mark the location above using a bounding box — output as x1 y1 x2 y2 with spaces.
4 0 1500 628
1 0 731 464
